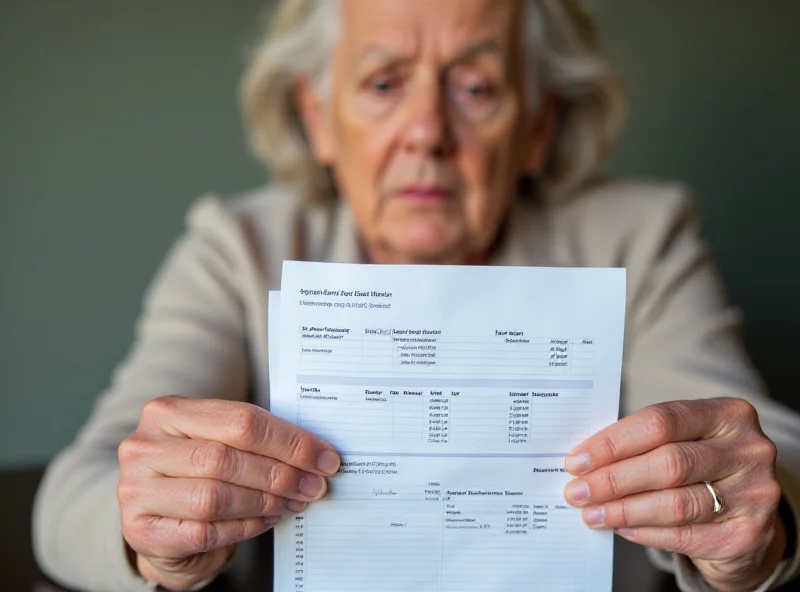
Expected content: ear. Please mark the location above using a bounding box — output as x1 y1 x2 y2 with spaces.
293 78 335 165
522 92 561 175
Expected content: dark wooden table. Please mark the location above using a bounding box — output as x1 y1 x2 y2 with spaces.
3 467 787 592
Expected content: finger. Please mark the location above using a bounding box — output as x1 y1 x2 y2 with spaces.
564 441 731 506
131 477 308 521
139 438 328 501
139 544 236 590
565 400 730 475
140 396 340 475
129 514 279 559
581 483 719 529
614 519 768 564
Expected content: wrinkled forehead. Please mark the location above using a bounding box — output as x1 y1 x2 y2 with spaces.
336 0 525 64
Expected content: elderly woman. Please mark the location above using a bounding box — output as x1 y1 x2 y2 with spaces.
33 0 799 591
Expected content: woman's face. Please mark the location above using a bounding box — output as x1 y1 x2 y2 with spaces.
298 0 553 264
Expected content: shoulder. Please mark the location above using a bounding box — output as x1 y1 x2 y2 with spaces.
178 184 311 288
567 177 693 218
184 184 301 237
542 178 712 316
545 178 701 268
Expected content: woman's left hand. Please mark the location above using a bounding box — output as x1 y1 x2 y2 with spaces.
565 397 786 592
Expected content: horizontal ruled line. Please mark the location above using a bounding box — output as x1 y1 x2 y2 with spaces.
298 375 593 389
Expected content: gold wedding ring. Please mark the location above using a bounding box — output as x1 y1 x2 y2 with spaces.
703 481 725 516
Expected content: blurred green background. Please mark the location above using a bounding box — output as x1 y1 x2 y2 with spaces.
1 0 798 468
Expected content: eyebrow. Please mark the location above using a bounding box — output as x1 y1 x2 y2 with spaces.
450 39 505 66
355 38 506 68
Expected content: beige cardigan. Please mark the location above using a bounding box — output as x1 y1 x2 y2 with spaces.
33 179 800 592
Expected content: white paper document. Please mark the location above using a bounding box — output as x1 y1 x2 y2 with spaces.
268 261 626 592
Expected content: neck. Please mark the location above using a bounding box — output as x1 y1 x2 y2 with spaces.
359 223 508 267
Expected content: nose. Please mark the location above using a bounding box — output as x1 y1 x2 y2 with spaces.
403 75 455 159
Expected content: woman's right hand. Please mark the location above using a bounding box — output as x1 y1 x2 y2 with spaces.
117 396 340 591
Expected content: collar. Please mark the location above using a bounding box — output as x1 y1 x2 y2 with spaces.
323 198 549 268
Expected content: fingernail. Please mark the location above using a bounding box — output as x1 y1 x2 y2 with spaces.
316 450 340 475
263 516 280 528
287 500 308 513
299 474 324 498
617 528 636 540
565 480 590 505
565 453 591 475
584 506 605 527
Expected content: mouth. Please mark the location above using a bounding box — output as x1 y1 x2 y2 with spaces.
394 185 454 203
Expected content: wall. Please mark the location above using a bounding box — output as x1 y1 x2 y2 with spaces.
598 0 800 407
1 0 798 468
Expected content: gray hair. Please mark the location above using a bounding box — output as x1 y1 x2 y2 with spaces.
241 0 626 203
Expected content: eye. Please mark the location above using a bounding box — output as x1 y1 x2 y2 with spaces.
462 81 495 100
373 79 393 93
449 72 501 121
366 73 403 96
356 70 406 118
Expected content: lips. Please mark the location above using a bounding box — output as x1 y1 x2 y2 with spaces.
395 186 453 203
